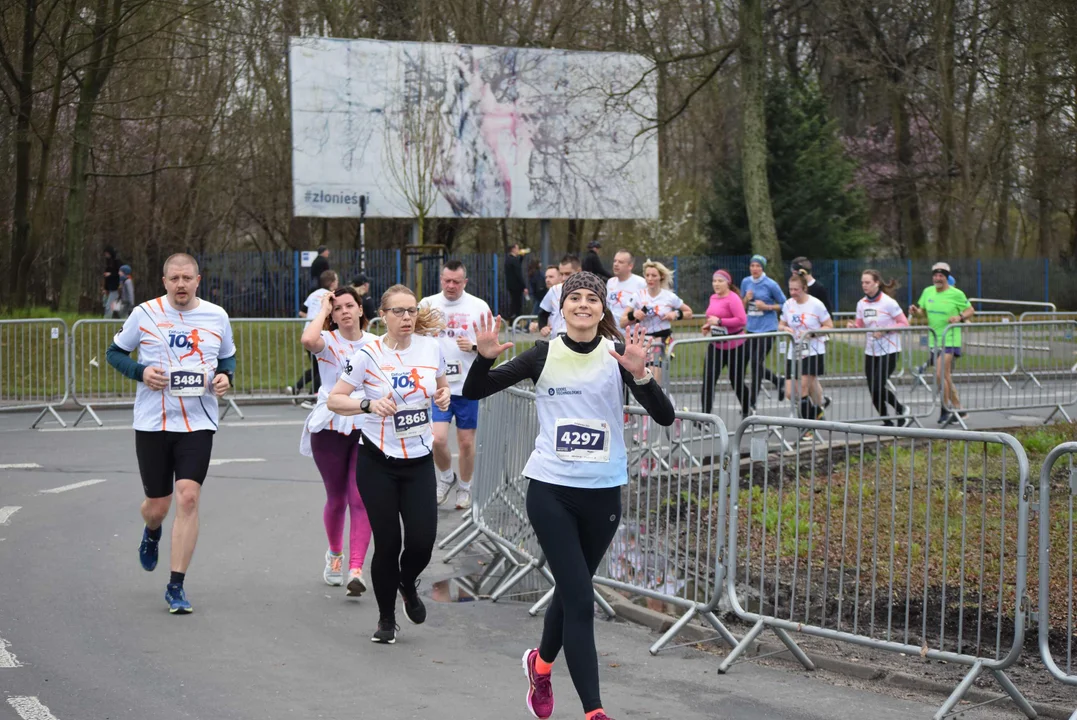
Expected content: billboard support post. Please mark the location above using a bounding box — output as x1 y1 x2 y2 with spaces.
540 219 551 268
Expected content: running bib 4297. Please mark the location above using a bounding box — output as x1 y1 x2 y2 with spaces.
393 402 431 439
554 419 610 463
168 369 206 397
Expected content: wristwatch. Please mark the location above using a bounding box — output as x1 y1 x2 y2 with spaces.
633 369 654 385
360 399 371 414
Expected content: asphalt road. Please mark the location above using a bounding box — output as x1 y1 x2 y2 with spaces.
0 406 1038 719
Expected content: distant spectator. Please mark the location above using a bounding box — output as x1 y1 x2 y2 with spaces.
291 269 339 406
527 260 545 314
504 243 527 321
582 239 612 281
350 273 378 325
310 246 330 288
102 246 121 318
115 265 135 318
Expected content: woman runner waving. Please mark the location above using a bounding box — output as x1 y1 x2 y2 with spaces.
463 271 675 720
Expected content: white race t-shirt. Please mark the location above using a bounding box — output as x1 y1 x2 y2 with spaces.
339 335 446 459
113 296 236 432
300 330 373 456
539 283 566 336
419 291 491 391
624 289 684 335
303 289 330 328
607 274 646 332
780 296 831 358
856 293 906 356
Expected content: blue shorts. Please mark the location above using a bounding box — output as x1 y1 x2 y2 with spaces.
432 395 479 430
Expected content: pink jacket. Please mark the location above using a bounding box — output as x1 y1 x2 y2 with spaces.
704 293 747 350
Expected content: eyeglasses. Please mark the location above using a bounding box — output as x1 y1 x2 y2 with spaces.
385 306 420 317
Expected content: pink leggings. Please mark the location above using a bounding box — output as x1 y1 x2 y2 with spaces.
310 429 372 570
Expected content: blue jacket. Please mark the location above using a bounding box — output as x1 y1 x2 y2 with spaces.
740 273 786 333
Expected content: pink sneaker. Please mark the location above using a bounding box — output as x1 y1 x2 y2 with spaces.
521 648 554 719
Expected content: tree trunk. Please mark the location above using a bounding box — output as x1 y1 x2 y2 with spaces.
934 0 956 257
993 0 1013 257
8 0 37 307
891 86 928 257
738 0 782 270
58 0 122 311
1029 17 1052 258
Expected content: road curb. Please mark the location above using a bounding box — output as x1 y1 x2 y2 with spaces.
598 590 1076 719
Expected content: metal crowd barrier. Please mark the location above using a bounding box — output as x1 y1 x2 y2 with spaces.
440 387 614 614
69 319 134 426
795 326 939 427
720 416 1036 719
1037 443 1077 719
940 321 1077 428
595 406 736 655
0 318 70 428
508 315 539 360
664 331 792 421
970 298 1057 314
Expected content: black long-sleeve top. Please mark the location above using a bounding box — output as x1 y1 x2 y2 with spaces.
462 334 676 426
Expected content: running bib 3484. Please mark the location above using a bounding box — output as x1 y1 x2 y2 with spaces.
393 402 431 439
554 419 610 463
169 369 207 397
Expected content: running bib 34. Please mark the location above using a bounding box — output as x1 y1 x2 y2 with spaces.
168 369 207 397
393 402 430 439
554 419 611 463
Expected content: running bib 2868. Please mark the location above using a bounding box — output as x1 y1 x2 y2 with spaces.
554 419 610 463
393 403 430 439
168 369 206 397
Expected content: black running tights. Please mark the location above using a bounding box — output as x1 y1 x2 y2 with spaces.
702 344 750 415
527 479 621 714
355 441 438 620
865 352 900 418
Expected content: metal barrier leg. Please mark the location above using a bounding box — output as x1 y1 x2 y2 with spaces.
529 587 556 617
30 405 66 429
72 405 103 427
771 628 815 670
593 589 616 619
219 397 244 421
935 661 985 720
1044 404 1073 424
649 606 699 655
437 515 474 550
442 526 483 561
490 556 543 602
700 610 740 649
990 668 1037 719
716 618 765 673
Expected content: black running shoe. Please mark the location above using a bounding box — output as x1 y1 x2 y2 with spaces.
371 617 398 644
400 579 427 625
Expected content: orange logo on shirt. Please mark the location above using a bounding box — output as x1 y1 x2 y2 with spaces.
178 328 205 363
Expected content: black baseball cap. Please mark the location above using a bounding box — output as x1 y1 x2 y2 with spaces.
351 274 370 287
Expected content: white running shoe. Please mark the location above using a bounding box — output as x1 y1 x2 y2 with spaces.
455 486 472 510
436 473 457 505
346 568 367 597
323 549 344 586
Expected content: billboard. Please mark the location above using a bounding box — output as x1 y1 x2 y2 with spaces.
289 38 659 220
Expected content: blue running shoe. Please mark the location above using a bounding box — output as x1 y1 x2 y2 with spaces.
165 583 192 614
139 526 160 572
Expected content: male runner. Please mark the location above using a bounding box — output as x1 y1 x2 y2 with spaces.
106 253 236 614
606 249 646 335
533 254 581 337
419 261 491 510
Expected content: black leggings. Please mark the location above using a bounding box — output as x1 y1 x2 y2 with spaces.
355 439 438 620
702 344 750 415
746 334 782 406
527 479 621 714
865 353 902 418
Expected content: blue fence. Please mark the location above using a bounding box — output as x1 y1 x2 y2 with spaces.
186 251 1067 318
